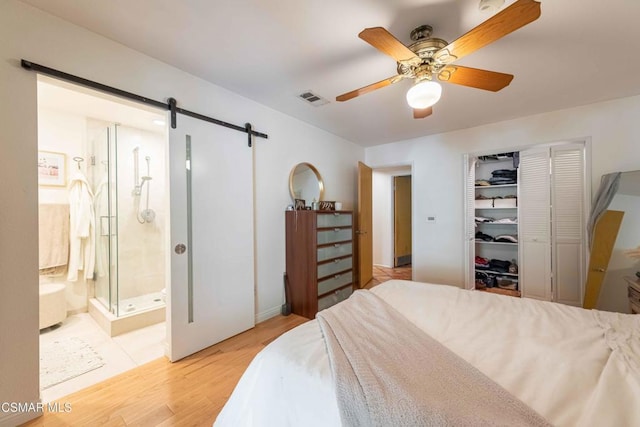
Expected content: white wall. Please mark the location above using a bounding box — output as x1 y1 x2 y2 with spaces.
0 1 363 422
37 107 90 314
115 125 167 301
366 95 640 290
373 171 393 267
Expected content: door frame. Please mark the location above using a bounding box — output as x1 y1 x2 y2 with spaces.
368 162 414 277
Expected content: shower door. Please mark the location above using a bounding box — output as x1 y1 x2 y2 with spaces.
89 123 119 313
168 114 255 361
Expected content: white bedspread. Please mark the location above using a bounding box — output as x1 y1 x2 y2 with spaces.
215 280 640 427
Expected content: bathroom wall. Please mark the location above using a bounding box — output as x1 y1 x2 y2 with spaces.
37 106 90 314
114 125 166 302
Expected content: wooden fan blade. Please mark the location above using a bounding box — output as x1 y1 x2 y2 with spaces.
438 65 513 92
413 107 433 119
336 76 401 102
359 27 421 65
434 0 541 64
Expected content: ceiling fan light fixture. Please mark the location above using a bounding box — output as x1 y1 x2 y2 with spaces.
406 80 442 109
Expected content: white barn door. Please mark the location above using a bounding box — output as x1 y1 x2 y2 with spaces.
168 114 255 361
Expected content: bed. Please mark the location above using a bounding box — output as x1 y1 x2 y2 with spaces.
215 280 640 426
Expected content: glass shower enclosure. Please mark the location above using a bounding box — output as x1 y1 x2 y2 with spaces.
88 120 166 317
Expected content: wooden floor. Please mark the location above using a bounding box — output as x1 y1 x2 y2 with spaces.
23 314 307 427
365 264 412 289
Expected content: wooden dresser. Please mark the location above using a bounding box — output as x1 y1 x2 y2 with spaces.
624 276 640 314
285 210 354 319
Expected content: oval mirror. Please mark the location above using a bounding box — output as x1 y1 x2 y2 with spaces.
289 162 324 205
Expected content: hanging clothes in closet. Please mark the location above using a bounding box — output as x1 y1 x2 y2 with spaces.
67 168 96 281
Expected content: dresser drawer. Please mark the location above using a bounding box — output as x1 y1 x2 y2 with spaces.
318 271 352 295
317 228 352 245
317 212 352 228
318 257 352 279
318 285 353 311
317 242 353 262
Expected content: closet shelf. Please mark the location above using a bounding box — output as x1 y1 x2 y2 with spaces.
476 222 518 225
477 270 519 277
475 207 517 210
475 241 518 246
475 184 517 188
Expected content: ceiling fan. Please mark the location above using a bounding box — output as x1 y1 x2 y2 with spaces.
335 0 541 119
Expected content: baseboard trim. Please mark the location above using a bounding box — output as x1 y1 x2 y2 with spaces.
255 305 282 323
0 400 42 426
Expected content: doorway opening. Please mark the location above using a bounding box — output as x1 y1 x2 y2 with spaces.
371 165 413 285
36 76 169 401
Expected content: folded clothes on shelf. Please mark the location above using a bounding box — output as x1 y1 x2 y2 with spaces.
489 258 511 272
494 234 518 243
475 179 492 186
475 216 496 223
492 217 517 224
475 231 494 241
478 152 514 162
475 256 490 269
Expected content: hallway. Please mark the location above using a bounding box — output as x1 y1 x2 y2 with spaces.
365 265 412 289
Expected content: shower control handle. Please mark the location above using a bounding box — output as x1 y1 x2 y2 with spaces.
174 243 186 254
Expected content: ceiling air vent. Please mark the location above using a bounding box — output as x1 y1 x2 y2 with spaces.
298 90 329 107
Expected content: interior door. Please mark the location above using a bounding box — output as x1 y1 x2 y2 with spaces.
357 162 373 288
168 114 255 362
519 147 552 301
394 175 412 267
464 155 476 290
550 143 586 306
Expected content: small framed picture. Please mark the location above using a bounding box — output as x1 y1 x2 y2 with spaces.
319 201 335 211
294 199 306 210
38 151 66 187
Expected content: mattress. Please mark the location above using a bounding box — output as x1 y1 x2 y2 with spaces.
215 280 640 426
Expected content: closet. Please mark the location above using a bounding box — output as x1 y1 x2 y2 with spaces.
465 141 588 306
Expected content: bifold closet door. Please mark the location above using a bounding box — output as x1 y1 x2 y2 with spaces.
168 114 255 362
550 144 586 306
519 148 552 301
464 155 476 290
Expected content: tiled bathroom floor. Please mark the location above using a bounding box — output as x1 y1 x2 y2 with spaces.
39 313 165 403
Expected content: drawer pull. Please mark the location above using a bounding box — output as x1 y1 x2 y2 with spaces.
334 213 340 216
334 228 340 232
334 243 340 248
334 259 340 263
334 274 341 279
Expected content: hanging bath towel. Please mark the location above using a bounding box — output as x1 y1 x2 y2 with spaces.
67 171 96 281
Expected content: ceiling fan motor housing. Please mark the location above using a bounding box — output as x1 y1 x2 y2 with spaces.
398 26 449 80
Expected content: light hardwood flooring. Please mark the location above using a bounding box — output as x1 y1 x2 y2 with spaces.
365 264 412 289
23 314 307 427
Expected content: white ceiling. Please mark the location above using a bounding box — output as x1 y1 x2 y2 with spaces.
38 76 166 134
21 0 640 147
